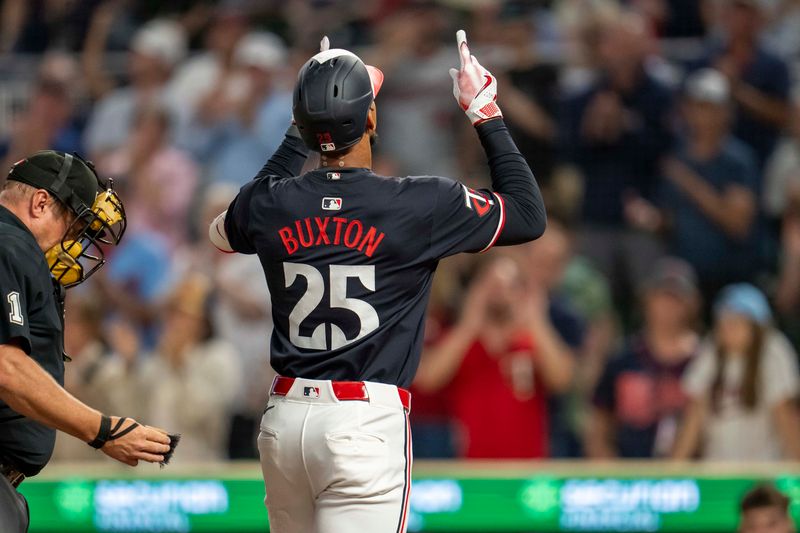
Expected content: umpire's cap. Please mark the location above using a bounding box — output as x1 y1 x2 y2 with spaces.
7 150 101 217
293 48 383 154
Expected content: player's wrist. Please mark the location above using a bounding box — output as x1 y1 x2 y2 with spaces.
465 100 502 125
87 414 111 448
472 115 504 127
87 414 140 449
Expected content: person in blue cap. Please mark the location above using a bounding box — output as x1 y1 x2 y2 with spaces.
673 283 800 461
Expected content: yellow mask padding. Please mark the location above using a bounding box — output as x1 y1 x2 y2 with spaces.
90 190 123 232
46 240 84 286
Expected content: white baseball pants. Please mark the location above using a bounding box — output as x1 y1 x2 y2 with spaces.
258 378 412 533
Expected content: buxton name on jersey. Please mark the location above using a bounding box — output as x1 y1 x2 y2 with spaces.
278 215 386 258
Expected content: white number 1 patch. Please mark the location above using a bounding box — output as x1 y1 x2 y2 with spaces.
7 292 23 326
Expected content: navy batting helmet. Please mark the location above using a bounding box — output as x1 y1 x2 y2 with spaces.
293 48 384 154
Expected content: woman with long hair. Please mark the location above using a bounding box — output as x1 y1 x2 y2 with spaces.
673 284 800 460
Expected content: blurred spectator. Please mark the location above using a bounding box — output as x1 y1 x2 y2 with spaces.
587 258 699 458
554 230 618 455
167 4 249 127
775 213 800 347
53 295 159 461
173 184 275 459
764 98 800 224
516 221 586 457
561 10 672 306
627 68 760 302
61 296 113 412
83 17 187 158
188 32 292 186
496 2 560 187
556 0 619 83
763 0 800 61
767 99 800 332
282 0 378 52
215 250 273 460
98 104 199 247
0 74 82 174
673 284 800 461
365 4 458 178
0 0 99 53
691 0 791 168
631 0 708 38
415 256 574 459
739 483 796 533
137 273 242 462
53 295 120 461
94 229 174 348
409 255 474 460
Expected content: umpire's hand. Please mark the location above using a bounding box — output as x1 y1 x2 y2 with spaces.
100 417 172 466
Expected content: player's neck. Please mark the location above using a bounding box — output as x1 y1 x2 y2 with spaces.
318 135 372 170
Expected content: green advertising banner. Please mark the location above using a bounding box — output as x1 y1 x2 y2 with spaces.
18 462 800 532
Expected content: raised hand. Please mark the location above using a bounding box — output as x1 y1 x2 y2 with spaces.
448 30 503 125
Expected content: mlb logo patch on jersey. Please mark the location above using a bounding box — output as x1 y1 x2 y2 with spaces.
303 386 321 398
322 197 342 210
326 172 341 180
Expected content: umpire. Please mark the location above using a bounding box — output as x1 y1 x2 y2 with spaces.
0 151 173 532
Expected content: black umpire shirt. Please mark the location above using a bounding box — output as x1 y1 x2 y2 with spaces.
0 205 65 476
225 119 546 389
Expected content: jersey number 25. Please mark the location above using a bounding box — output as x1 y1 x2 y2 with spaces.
284 263 379 351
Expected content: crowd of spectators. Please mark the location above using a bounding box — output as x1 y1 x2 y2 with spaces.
2 0 800 463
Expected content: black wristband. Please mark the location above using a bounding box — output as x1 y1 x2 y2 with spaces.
88 414 111 449
88 415 140 449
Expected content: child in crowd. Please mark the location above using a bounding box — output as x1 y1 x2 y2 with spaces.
673 284 800 461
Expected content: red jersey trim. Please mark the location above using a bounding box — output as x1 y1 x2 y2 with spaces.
479 192 506 253
396 410 412 533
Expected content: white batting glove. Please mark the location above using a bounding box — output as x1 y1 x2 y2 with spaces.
448 30 502 126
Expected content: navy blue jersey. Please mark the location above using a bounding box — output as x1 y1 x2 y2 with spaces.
225 120 545 388
0 205 65 476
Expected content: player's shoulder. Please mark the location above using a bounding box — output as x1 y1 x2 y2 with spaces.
373 174 467 209
386 174 460 193
234 173 296 202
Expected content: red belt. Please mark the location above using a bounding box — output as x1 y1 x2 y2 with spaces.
271 376 411 411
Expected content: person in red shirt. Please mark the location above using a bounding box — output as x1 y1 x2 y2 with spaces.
414 256 574 458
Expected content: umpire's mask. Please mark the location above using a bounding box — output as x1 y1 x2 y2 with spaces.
8 151 127 288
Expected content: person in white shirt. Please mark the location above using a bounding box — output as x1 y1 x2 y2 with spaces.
673 283 800 461
137 273 242 463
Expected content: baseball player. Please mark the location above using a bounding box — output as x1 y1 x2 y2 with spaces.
210 31 546 532
0 152 175 533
